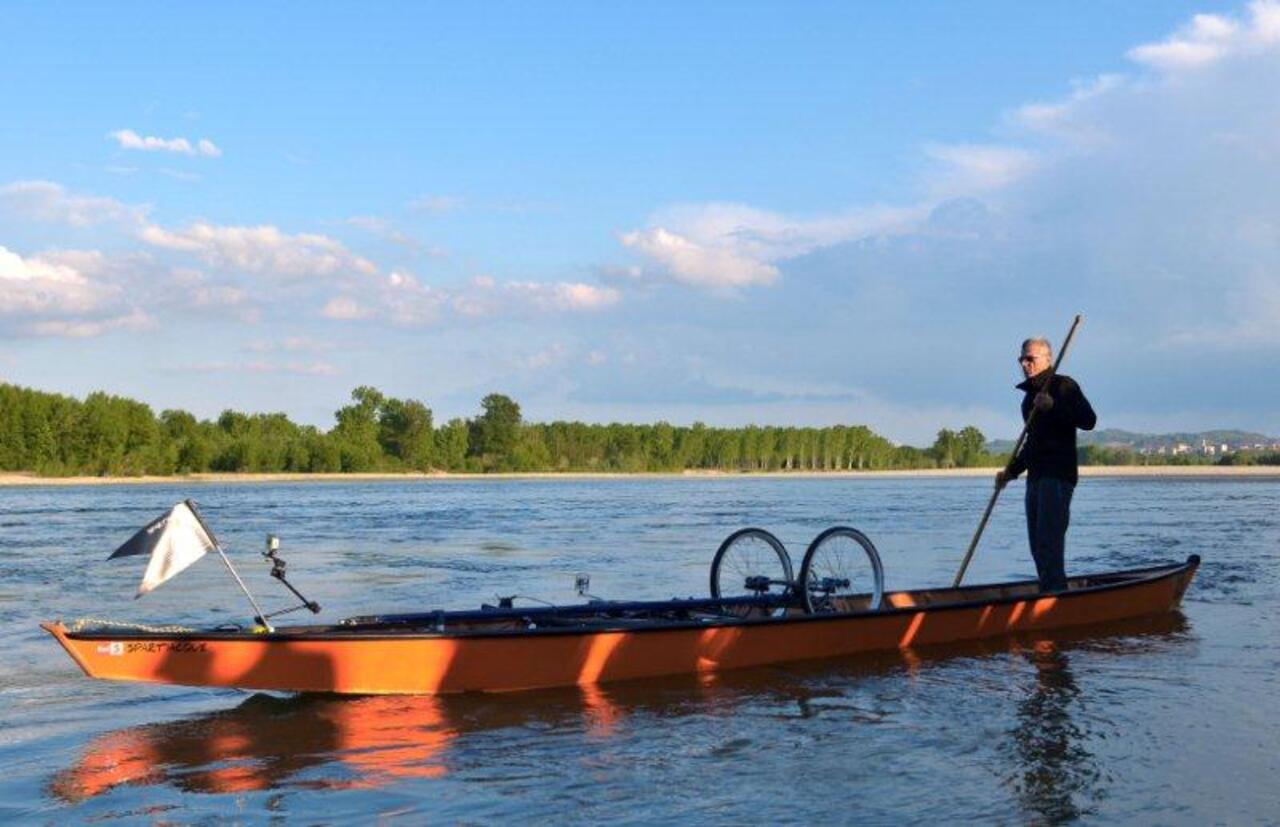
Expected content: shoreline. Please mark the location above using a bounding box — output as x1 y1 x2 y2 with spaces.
2 465 1278 487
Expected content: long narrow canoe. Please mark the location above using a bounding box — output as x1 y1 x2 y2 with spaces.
43 555 1198 696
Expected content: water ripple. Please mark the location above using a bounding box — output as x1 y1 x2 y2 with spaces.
0 477 1276 823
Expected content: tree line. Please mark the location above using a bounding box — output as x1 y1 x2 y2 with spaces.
0 383 1005 476
1078 444 1280 467
8 381 1268 477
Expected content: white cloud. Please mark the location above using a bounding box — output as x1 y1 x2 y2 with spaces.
322 270 621 327
25 309 155 338
0 180 145 226
141 222 377 280
108 129 222 157
189 284 257 321
378 271 446 324
125 264 261 323
923 143 1038 197
620 203 924 289
448 276 620 318
621 227 779 288
1013 75 1123 144
0 245 158 338
321 296 374 320
0 245 118 316
1129 13 1238 69
502 281 621 313
0 238 270 336
1128 2 1280 71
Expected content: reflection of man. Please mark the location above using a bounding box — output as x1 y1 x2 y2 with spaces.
1010 641 1097 822
996 337 1096 592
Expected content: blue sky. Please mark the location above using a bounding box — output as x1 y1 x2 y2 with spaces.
2 1 1275 444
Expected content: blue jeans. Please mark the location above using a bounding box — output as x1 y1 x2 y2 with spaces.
1025 476 1074 593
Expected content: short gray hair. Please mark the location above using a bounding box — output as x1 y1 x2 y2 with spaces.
1021 337 1053 358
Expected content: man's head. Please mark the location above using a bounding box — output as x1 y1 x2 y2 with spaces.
1019 337 1053 379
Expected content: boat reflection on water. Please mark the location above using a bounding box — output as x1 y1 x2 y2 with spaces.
49 683 631 802
48 693 459 801
48 612 1190 805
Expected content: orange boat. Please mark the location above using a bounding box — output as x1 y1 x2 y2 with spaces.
43 527 1200 695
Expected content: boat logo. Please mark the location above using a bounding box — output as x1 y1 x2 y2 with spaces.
96 642 125 656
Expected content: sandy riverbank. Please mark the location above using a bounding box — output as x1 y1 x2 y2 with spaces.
2 465 1278 486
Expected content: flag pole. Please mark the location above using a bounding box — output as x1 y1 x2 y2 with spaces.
185 499 274 631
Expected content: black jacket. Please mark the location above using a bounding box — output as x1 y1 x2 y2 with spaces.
1006 372 1097 485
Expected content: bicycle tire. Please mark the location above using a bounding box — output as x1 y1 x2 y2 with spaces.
798 526 884 614
709 528 794 607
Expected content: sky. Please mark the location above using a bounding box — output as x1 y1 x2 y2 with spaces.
2 0 1276 445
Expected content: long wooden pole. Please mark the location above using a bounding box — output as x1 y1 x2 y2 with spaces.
952 314 1084 587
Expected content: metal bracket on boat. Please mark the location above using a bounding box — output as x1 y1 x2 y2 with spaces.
575 573 604 602
259 534 322 620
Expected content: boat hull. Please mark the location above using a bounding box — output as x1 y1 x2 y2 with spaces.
43 556 1199 695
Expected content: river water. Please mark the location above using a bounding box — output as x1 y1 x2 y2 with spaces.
0 477 1276 824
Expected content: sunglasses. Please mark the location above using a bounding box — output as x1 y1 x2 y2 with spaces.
1018 354 1041 364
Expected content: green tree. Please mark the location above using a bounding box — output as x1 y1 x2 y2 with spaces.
469 393 521 469
511 426 552 471
332 386 385 471
955 426 988 467
930 428 959 468
435 418 470 471
160 409 207 472
379 397 434 470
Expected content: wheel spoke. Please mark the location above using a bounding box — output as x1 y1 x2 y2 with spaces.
799 527 884 614
710 529 794 615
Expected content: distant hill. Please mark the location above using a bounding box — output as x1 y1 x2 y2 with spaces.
987 429 1279 454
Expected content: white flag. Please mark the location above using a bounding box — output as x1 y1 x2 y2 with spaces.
108 501 217 597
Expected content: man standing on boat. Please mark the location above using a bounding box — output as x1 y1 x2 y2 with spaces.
995 337 1097 593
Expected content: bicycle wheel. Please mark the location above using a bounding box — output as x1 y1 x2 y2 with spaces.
799 526 884 614
709 528 794 608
